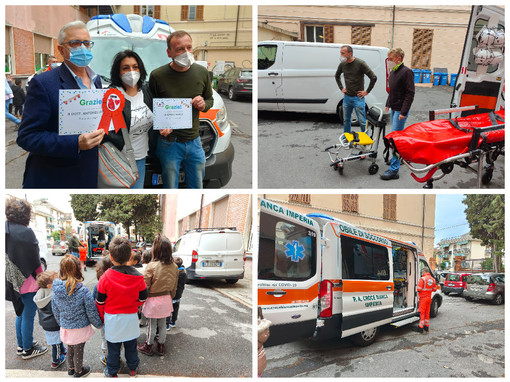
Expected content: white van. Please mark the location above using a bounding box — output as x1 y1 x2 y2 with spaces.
258 41 390 122
450 5 504 117
258 199 442 347
87 14 234 188
173 228 246 284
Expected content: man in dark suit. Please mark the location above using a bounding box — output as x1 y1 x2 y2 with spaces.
17 20 105 188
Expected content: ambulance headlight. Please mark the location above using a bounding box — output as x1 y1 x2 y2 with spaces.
216 106 228 131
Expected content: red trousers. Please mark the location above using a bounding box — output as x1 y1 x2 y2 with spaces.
418 296 431 328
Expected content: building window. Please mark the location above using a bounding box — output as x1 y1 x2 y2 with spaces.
351 26 372 45
305 25 324 43
5 26 12 73
181 5 204 21
289 194 311 205
141 5 154 17
342 194 359 213
411 28 433 69
34 53 49 72
383 195 397 221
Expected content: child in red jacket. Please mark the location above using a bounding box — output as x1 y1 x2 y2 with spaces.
96 237 148 377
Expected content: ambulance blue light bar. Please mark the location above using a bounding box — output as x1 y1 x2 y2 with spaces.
306 213 335 220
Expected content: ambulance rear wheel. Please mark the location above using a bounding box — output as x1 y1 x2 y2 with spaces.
430 297 439 318
352 327 378 346
368 164 378 175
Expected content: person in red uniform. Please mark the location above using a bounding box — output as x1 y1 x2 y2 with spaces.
417 269 437 333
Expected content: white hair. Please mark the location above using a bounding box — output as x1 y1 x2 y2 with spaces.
58 20 88 45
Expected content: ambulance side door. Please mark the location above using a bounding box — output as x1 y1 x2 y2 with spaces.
258 200 322 346
336 231 394 338
451 5 505 116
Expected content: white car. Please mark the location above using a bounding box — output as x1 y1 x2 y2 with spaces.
173 228 245 284
33 229 49 271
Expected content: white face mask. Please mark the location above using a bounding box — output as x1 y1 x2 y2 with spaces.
387 61 397 71
173 51 195 68
121 71 140 88
340 56 347 63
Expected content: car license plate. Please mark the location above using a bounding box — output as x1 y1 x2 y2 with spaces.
203 261 222 267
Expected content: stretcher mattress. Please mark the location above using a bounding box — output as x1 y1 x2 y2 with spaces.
385 110 505 165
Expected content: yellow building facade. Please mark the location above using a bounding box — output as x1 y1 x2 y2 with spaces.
261 194 436 265
258 5 473 74
115 5 252 70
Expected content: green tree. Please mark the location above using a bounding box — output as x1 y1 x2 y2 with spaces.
51 230 62 242
70 195 100 223
463 194 505 272
98 195 133 232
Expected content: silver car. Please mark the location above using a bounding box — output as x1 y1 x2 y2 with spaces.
52 240 68 256
464 273 505 305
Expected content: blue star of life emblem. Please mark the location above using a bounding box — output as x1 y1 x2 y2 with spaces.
284 240 306 262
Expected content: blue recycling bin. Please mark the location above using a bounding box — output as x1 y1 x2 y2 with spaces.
422 69 432 83
433 73 441 86
450 73 458 87
412 69 422 83
439 73 448 86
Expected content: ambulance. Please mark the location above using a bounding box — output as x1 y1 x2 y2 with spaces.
86 14 234 188
258 199 442 347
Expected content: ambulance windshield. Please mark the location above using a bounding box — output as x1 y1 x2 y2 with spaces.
89 38 170 83
258 213 316 281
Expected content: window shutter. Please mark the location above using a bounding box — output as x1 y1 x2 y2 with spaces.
383 195 397 220
324 25 334 43
154 6 161 20
134 5 140 15
181 6 189 21
196 5 204 21
351 26 372 45
289 194 311 205
342 194 359 213
411 29 433 69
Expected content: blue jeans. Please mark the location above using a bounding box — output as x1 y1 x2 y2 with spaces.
343 94 366 133
106 338 139 376
5 100 20 124
389 110 409 173
156 136 205 189
52 342 66 363
15 292 38 350
131 158 146 189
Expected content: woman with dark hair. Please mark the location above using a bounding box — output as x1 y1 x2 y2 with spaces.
5 199 48 359
103 50 154 188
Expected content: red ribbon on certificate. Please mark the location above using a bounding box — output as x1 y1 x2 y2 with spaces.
98 88 126 134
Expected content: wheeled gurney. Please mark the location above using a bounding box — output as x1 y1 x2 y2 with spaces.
384 105 504 188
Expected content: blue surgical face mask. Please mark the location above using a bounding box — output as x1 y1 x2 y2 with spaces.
69 46 93 67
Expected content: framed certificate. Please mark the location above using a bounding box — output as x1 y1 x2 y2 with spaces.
153 98 193 130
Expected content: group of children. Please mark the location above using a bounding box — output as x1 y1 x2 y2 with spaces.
32 234 187 378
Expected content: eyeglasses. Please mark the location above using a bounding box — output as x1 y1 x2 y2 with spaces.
62 40 95 49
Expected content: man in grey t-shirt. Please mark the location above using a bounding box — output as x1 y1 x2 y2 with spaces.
335 45 377 134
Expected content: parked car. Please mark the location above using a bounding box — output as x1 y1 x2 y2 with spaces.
173 227 245 284
33 229 49 271
438 271 451 289
443 272 471 296
217 67 252 100
464 273 505 305
52 240 68 256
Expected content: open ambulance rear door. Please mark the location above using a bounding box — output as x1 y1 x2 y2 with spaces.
451 5 505 117
258 199 322 346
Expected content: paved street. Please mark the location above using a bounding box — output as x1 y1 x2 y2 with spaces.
5 253 252 377
5 93 252 189
262 293 504 378
258 85 504 189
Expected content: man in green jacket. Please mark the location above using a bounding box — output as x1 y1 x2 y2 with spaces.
149 31 214 189
335 45 377 134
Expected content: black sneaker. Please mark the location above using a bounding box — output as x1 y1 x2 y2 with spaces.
68 369 75 376
21 344 48 360
17 341 38 356
380 170 399 180
74 366 91 378
424 326 429 332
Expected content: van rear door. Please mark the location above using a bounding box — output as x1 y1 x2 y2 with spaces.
330 223 394 338
258 42 284 111
450 5 505 116
258 199 321 346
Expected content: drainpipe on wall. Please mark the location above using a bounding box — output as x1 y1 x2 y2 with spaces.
391 5 396 49
421 194 426 253
198 194 204 229
234 5 240 47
